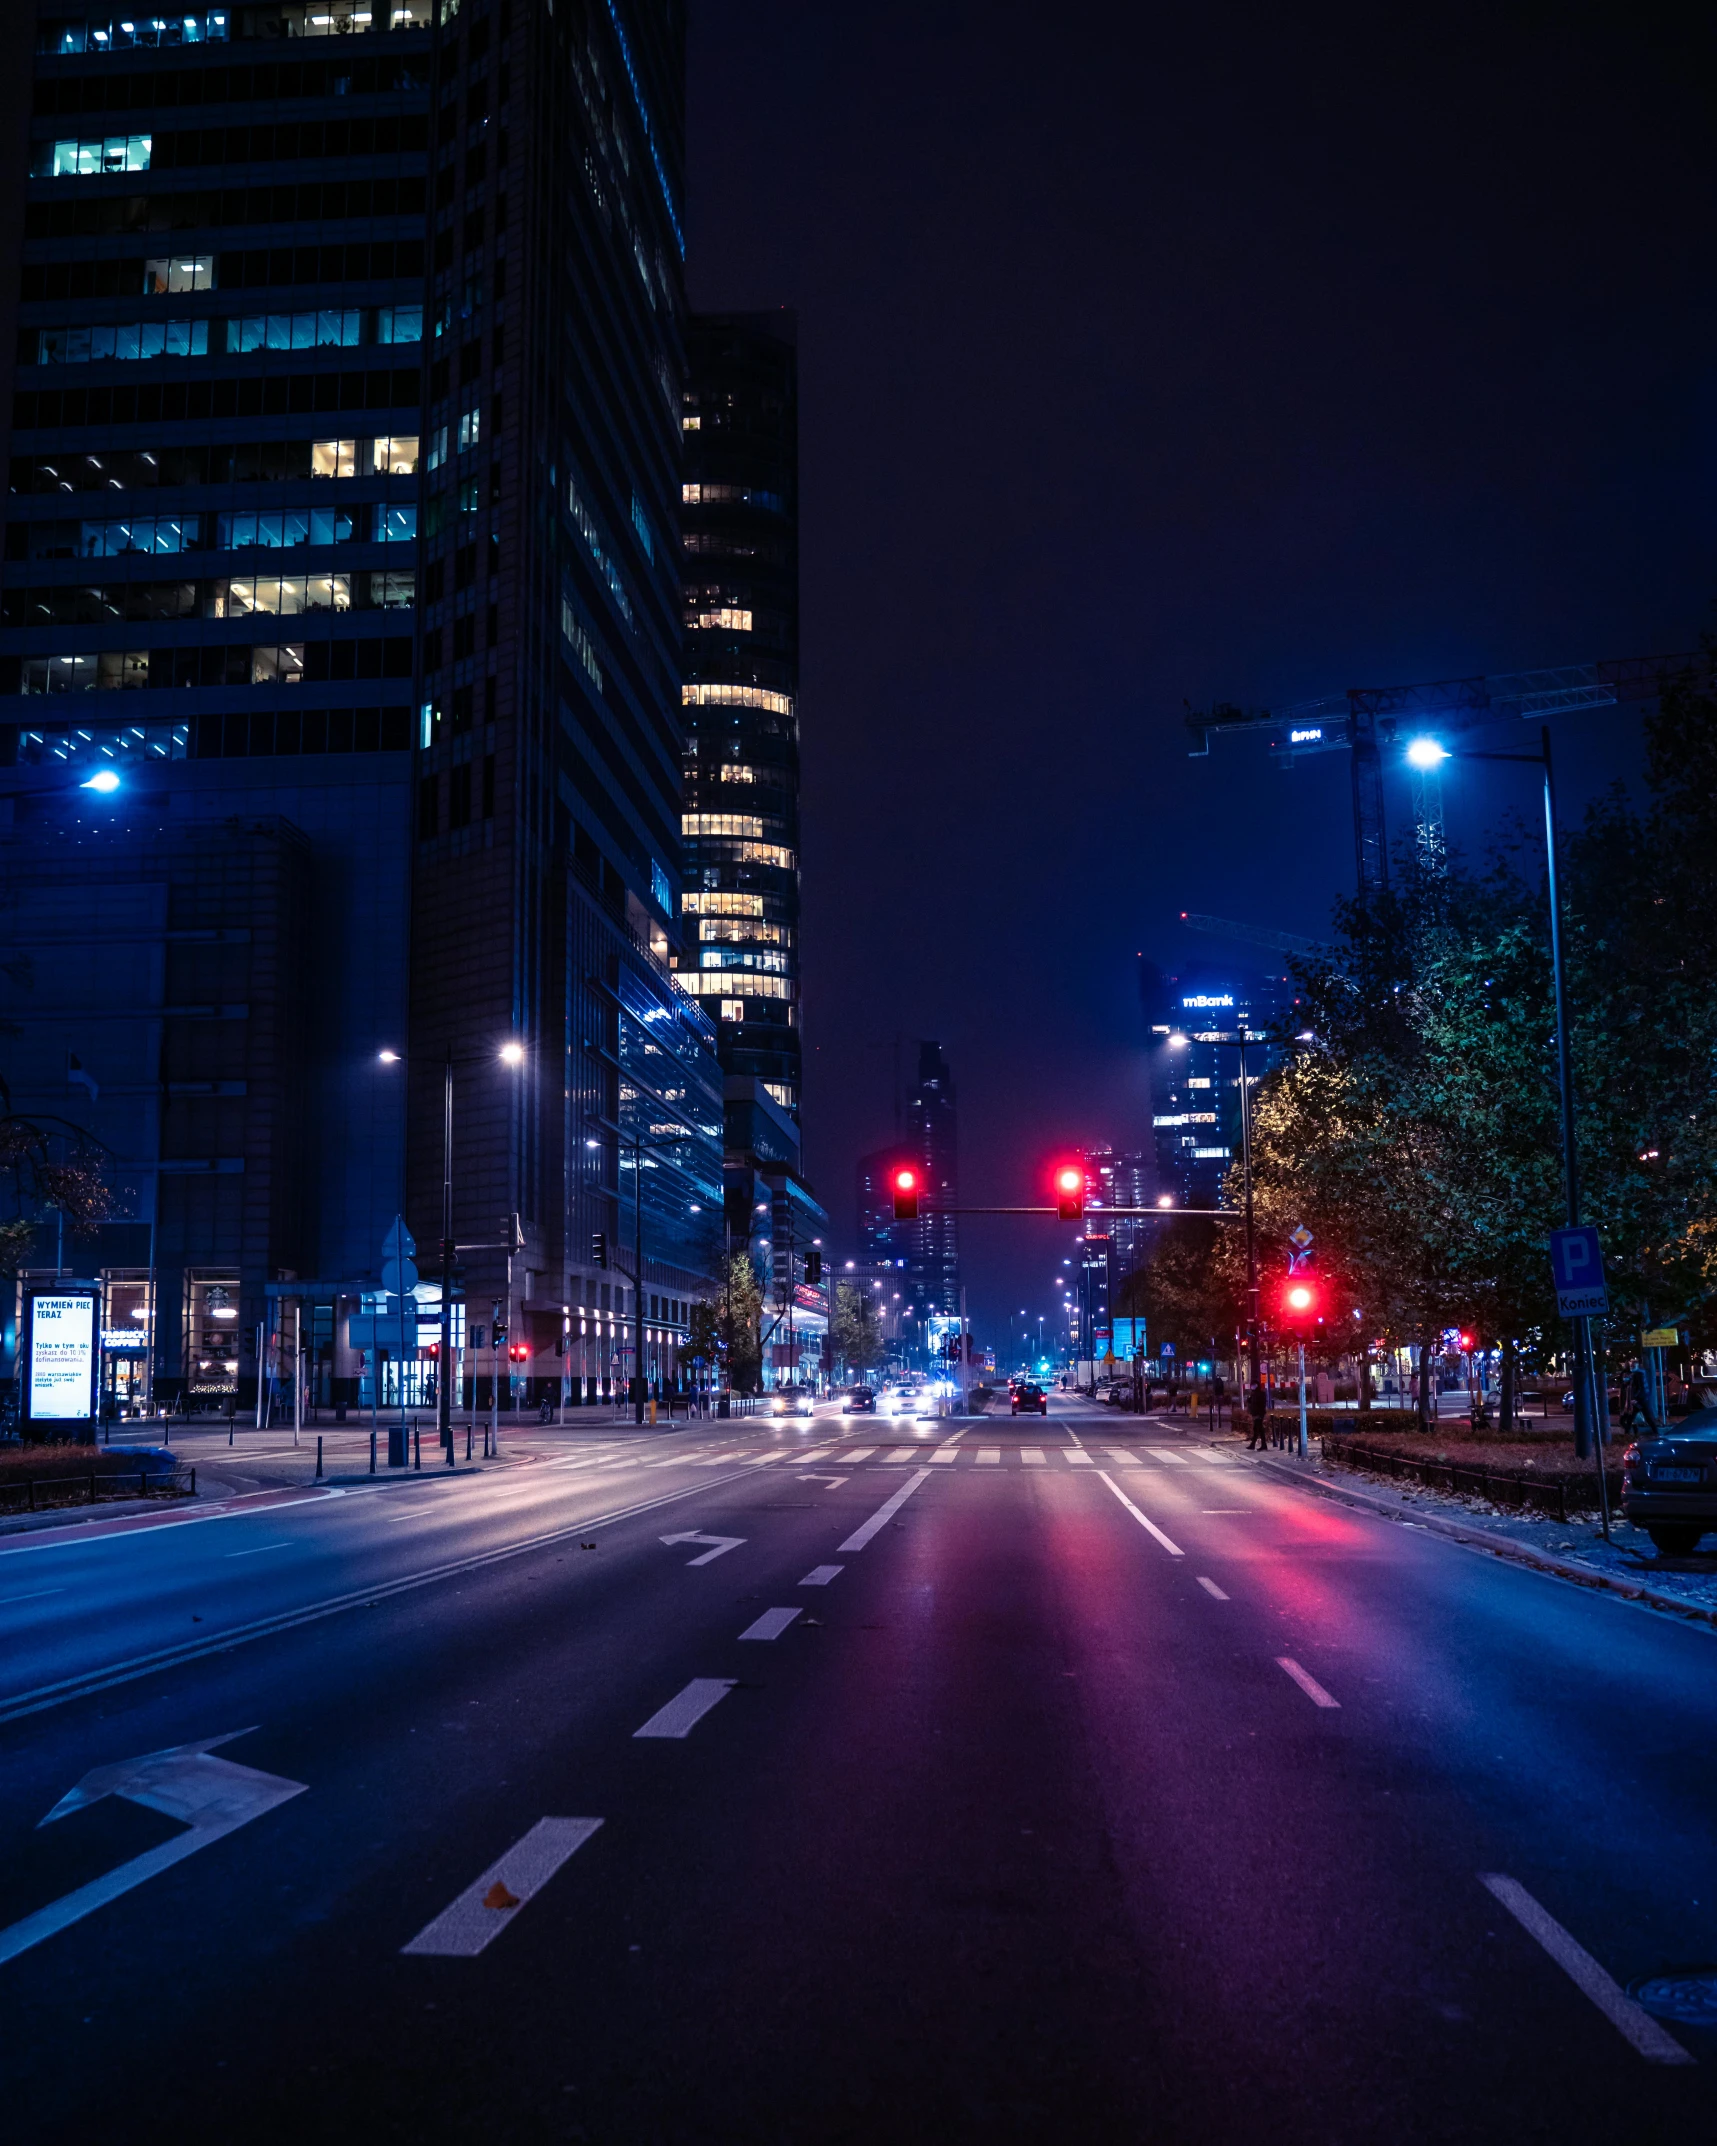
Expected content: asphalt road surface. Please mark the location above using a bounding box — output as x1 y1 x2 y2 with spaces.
4 1397 1715 2143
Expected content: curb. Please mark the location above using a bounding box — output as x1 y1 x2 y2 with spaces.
1246 1452 1717 1632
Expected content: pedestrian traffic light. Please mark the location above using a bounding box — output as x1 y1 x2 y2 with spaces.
591 1231 607 1269
891 1166 919 1221
1055 1165 1084 1222
509 1342 529 1363
804 1248 823 1284
1458 1330 1477 1352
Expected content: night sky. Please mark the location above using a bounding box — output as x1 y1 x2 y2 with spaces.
685 0 1715 1344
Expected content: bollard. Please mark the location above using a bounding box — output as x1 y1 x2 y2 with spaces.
413 1427 421 1470
465 1423 472 1462
370 1428 377 1475
314 1434 323 1481
445 1429 454 1469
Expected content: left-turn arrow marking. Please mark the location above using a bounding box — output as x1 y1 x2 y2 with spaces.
659 1530 746 1565
0 1730 306 1969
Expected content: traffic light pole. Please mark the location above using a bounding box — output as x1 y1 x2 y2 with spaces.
438 1046 454 1463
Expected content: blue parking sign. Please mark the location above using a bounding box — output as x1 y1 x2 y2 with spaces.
1549 1226 1608 1318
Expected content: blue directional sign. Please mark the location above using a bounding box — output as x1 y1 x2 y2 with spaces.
1549 1226 1608 1318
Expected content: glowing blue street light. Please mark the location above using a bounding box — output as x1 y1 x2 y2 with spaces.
81 770 122 793
1405 737 1449 769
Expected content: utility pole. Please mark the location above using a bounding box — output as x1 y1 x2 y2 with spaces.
438 1046 454 1461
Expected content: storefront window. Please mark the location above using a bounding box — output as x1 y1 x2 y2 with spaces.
187 1274 241 1398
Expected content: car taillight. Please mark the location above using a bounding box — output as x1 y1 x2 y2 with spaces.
1621 1443 1641 1470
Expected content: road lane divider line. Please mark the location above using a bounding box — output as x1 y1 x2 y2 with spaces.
1276 1657 1340 1708
799 1564 843 1586
1097 1472 1184 1555
1478 1874 1695 2064
225 1542 294 1558
402 1818 604 1958
633 1679 738 1739
838 1469 932 1553
0 1588 66 1606
0 1468 762 1729
939 1428 969 1444
739 1607 802 1641
1196 1576 1230 1599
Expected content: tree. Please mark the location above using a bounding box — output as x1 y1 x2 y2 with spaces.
0 1089 116 1276
685 1298 722 1384
719 1252 764 1394
831 1281 885 1379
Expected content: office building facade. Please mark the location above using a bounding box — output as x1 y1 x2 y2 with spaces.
0 0 721 1416
1143 966 1294 1211
676 311 799 1116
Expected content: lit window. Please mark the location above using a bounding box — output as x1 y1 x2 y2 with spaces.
720 1001 744 1022
47 134 152 176
682 813 764 839
369 435 419 475
458 403 482 452
311 439 357 480
681 683 793 716
426 425 449 472
37 319 208 364
375 305 423 344
687 606 752 633
717 764 758 784
143 255 213 294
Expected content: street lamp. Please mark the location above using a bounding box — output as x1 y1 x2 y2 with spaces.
1403 725 1597 1456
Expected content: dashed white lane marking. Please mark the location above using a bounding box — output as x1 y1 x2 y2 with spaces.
1062 1450 1094 1466
977 1448 1001 1465
941 1427 970 1444
739 1607 802 1641
1104 1449 1141 1466
1020 1449 1046 1465
928 1447 960 1463
837 1469 932 1552
1096 1472 1183 1556
799 1564 843 1586
1202 1509 1252 1515
1197 1577 1230 1600
1479 1875 1694 2064
225 1541 293 1558
633 1679 738 1740
1146 1449 1189 1466
402 1818 604 1957
839 1448 877 1463
1276 1658 1339 1708
0 1588 66 1605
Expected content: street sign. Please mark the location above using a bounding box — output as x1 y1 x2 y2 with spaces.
1549 1226 1609 1318
1641 1327 1680 1349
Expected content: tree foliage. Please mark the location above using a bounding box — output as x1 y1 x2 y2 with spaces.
831 1281 885 1378
719 1252 764 1394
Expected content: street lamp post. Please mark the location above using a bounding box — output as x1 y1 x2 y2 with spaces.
1406 729 1601 1465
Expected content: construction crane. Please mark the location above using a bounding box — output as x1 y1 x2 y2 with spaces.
1177 911 1329 961
1185 652 1693 894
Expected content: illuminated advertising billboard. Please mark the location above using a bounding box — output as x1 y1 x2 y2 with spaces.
27 1290 99 1423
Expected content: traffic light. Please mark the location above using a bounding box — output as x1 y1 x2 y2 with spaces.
804 1248 823 1284
1055 1165 1085 1222
1458 1330 1477 1353
509 1342 529 1363
1280 1278 1322 1326
591 1231 607 1269
891 1166 919 1221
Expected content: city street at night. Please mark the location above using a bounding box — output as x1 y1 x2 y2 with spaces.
4 1400 1714 2142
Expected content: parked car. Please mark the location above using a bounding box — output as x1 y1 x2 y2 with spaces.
1621 1431 1717 1554
842 1387 876 1414
1011 1383 1048 1416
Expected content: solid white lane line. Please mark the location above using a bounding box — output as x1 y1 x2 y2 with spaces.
799 1564 843 1585
1104 1449 1142 1466
1062 1450 1094 1466
0 1588 66 1605
1276 1657 1340 1708
739 1607 802 1642
837 1468 931 1553
225 1542 293 1558
402 1818 604 1958
1202 1509 1251 1515
1146 1449 1190 1465
1197 1576 1230 1600
1021 1449 1046 1465
976 1448 1001 1465
633 1678 738 1740
928 1447 960 1463
1096 1472 1183 1556
1479 1875 1694 2065
839 1448 876 1463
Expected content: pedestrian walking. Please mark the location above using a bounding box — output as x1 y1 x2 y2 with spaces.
1245 1380 1268 1451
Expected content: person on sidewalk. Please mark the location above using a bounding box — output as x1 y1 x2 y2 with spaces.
1245 1380 1269 1451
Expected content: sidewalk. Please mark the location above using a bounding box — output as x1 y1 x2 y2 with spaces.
1216 1431 1717 1628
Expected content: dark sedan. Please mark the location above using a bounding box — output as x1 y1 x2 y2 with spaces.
842 1387 877 1414
1621 1430 1717 1554
1011 1383 1048 1416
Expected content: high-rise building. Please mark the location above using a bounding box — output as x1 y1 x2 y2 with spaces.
1141 964 1296 1210
677 311 799 1117
906 1039 959 1318
0 0 723 1416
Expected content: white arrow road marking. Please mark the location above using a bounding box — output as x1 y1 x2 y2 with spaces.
1097 1472 1183 1556
402 1818 603 1958
658 1531 745 1567
1276 1657 1340 1708
1479 1874 1694 2064
837 1469 931 1553
0 1731 305 1969
633 1679 738 1739
799 1564 843 1586
738 1607 801 1642
794 1476 849 1488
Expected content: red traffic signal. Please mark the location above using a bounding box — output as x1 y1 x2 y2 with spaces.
1054 1165 1085 1222
1279 1278 1321 1327
891 1166 920 1222
1458 1330 1477 1352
